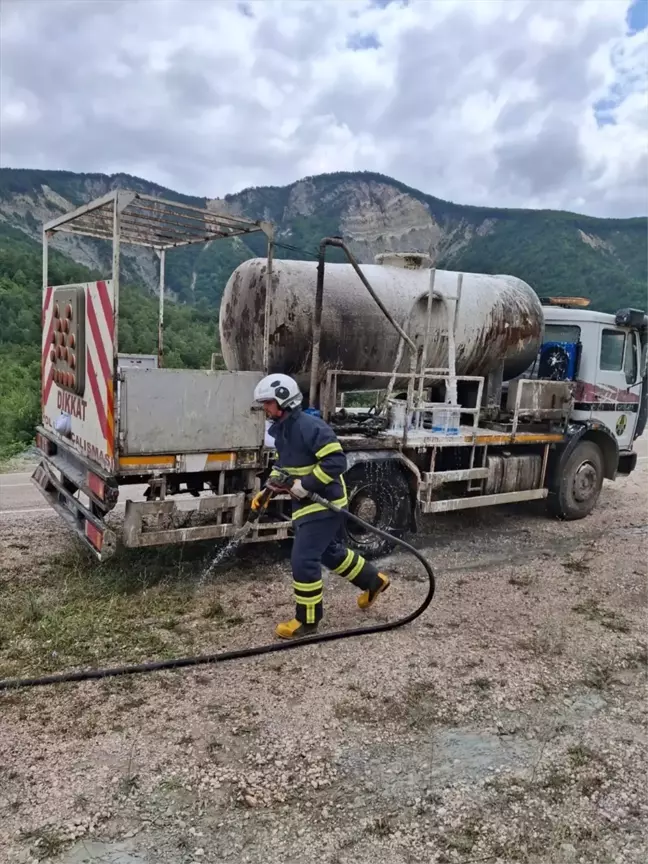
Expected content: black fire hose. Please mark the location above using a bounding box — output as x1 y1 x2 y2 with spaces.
0 492 435 692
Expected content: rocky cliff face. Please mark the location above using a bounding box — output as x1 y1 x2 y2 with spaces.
0 176 161 287
225 175 490 263
0 167 645 313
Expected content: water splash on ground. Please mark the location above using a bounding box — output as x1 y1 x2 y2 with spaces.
198 521 254 585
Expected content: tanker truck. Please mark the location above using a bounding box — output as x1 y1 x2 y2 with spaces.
32 190 647 559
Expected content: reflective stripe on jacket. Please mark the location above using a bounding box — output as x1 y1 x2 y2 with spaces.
269 408 348 521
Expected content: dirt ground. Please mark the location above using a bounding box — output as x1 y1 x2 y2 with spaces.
1 441 646 864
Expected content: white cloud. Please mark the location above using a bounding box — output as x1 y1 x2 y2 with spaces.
0 0 645 217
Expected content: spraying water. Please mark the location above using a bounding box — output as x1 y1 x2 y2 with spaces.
198 522 254 585
198 484 279 585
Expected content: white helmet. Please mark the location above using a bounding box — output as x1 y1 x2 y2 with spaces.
253 373 303 410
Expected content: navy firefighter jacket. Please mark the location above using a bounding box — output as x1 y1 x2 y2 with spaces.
268 408 348 522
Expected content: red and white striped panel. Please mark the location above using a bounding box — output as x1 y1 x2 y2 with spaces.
41 280 116 473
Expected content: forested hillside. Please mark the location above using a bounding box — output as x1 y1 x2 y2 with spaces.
0 227 219 459
1 168 645 314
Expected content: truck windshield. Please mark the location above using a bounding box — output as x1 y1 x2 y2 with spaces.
544 324 580 343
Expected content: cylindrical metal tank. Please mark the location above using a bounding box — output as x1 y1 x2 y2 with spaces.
219 257 544 390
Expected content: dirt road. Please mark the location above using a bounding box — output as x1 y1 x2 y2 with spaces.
1 442 646 864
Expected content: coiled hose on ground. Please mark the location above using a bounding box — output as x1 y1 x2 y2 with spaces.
0 492 435 691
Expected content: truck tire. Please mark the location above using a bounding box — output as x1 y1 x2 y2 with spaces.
341 463 412 559
547 440 604 520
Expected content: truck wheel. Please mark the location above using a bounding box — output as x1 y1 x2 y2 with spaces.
341 464 412 559
548 440 604 520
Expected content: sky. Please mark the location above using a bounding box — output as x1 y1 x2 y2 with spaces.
0 0 646 218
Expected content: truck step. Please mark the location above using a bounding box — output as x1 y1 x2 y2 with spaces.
31 460 117 560
421 488 547 514
422 467 489 488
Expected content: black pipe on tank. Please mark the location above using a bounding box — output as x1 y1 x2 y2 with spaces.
309 237 417 408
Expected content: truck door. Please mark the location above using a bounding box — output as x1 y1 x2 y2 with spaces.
595 326 641 450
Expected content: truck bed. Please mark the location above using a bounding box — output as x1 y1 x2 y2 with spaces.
340 425 565 450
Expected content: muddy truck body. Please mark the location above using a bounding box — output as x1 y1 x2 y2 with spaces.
33 191 647 559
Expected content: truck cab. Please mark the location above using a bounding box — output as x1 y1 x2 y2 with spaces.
538 300 647 471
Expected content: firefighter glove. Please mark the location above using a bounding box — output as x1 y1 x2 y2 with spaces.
251 490 270 511
289 478 309 499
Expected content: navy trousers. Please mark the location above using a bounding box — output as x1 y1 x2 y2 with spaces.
291 513 381 624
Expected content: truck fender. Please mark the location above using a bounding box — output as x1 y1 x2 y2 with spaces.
548 421 619 489
344 450 421 532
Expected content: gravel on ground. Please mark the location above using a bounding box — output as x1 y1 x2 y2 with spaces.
1 441 646 864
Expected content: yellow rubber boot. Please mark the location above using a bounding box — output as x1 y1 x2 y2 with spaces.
357 573 390 610
275 618 318 640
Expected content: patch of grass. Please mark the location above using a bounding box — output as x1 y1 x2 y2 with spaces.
206 739 223 760
101 676 136 695
579 774 605 797
117 773 139 797
392 680 452 727
572 598 631 633
231 722 261 737
365 815 395 837
563 557 591 574
509 573 535 588
486 775 531 803
624 645 648 668
72 793 90 811
541 768 572 802
20 825 68 861
518 626 566 657
0 546 225 679
117 696 147 713
23 592 44 624
600 615 632 634
567 743 599 768
470 676 492 691
572 597 600 618
567 743 604 768
334 679 450 728
159 615 181 630
202 599 225 619
333 697 378 724
158 776 184 793
584 662 615 690
441 819 480 854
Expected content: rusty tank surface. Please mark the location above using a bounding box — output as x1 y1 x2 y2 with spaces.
219 256 544 390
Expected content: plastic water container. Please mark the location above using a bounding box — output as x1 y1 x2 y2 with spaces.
389 401 407 431
387 399 414 432
431 405 461 436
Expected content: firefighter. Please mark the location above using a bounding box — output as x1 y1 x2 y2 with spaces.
252 374 390 639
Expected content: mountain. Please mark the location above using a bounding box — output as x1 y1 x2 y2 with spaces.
0 166 645 458
0 167 646 314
